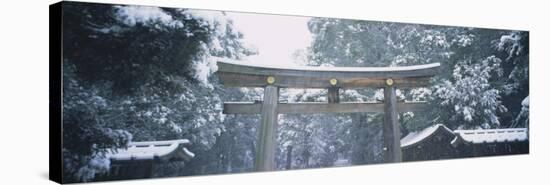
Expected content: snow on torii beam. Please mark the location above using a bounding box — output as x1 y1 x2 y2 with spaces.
216 60 440 171
217 60 440 88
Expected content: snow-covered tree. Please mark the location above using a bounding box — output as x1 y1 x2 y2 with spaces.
495 31 529 127
511 96 529 128
433 56 507 129
428 29 529 129
61 2 253 182
62 64 133 182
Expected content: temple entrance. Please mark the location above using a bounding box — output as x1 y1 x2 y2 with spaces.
216 60 440 171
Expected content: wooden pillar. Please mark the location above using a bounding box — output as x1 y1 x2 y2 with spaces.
383 80 402 163
255 85 279 171
328 87 340 104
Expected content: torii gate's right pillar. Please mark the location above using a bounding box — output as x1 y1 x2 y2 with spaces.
383 79 402 162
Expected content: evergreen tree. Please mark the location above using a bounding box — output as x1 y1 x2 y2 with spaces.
61 2 253 181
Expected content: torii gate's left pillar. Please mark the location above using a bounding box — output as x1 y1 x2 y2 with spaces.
255 85 279 171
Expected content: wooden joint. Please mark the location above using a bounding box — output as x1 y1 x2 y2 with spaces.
386 78 394 86
266 76 275 84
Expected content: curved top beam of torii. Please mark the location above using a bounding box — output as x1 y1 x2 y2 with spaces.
216 60 440 88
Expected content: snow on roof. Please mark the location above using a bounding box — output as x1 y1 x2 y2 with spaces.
400 124 454 149
401 124 529 148
453 128 528 144
107 139 194 161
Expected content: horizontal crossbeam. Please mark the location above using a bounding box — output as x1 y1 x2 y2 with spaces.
218 72 432 88
223 101 428 114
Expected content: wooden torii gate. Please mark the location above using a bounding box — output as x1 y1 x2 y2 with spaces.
216 61 440 171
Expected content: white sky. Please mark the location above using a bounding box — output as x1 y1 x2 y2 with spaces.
226 12 312 67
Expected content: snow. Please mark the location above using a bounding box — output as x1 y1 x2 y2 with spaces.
498 32 523 59
184 9 228 34
281 88 326 102
112 8 232 88
169 121 183 133
420 30 450 49
400 124 453 148
178 10 232 87
107 139 194 161
114 5 183 28
513 95 529 127
522 96 529 107
217 59 440 72
194 56 218 87
454 128 528 144
88 155 111 170
462 107 473 122
75 155 111 182
435 56 505 127
341 89 369 102
183 147 196 158
410 88 431 101
454 34 475 47
184 9 231 54
401 124 528 147
193 46 220 87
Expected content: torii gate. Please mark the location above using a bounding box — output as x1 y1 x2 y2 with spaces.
216 61 440 171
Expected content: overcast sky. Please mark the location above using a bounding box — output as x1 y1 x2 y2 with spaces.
226 12 312 67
